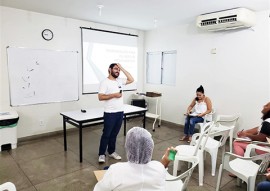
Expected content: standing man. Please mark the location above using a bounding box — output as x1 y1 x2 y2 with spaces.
98 63 134 163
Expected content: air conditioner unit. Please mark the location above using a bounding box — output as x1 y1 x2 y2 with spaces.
196 8 256 31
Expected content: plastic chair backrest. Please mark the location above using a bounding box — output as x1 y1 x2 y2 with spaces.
215 115 239 128
209 124 231 147
193 121 214 155
166 156 199 191
257 153 270 174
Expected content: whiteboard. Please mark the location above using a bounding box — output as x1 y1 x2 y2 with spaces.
7 47 79 106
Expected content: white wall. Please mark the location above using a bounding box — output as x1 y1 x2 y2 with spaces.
0 6 3 111
144 10 270 133
0 6 144 138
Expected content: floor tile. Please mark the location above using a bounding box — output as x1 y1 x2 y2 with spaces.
0 151 32 190
19 151 90 185
10 139 63 164
20 186 37 191
35 166 98 191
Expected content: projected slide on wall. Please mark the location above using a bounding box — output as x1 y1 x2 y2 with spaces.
81 28 138 94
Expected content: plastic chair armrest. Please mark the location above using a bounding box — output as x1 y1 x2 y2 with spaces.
244 144 270 157
251 141 270 146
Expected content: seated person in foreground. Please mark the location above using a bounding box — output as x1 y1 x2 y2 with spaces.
93 127 176 191
234 102 270 157
180 85 212 142
257 168 270 191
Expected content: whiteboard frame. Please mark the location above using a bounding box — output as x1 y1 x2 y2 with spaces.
6 46 80 106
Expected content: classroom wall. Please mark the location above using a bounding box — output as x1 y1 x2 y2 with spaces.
144 10 270 133
0 6 144 138
0 6 3 110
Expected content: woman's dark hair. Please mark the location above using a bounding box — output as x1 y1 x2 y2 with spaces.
196 85 204 94
262 110 270 120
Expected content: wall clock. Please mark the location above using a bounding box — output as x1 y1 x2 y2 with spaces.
42 29 53 41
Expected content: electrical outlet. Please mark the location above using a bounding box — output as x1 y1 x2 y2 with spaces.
39 120 45 127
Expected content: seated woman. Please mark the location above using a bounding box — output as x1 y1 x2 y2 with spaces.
234 102 270 157
180 85 212 142
93 127 176 191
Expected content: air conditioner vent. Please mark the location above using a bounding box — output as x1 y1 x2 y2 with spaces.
196 8 256 31
201 18 217 26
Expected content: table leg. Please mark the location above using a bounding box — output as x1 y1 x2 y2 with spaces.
79 123 83 163
143 111 146 129
124 114 127 136
63 116 67 151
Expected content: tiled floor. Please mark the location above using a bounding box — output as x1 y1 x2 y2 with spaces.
0 118 261 190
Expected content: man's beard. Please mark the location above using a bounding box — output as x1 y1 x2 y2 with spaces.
111 72 119 78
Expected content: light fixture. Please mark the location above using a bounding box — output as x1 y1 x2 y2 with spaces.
97 4 104 16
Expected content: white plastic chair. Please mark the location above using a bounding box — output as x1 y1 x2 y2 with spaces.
195 108 215 133
0 182 16 191
216 144 270 191
165 156 199 191
173 122 215 186
203 127 231 176
211 115 239 153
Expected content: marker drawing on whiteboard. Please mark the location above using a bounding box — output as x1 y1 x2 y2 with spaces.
22 76 27 82
27 67 34 72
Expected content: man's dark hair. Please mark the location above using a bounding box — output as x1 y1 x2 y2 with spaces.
262 110 270 120
109 63 118 69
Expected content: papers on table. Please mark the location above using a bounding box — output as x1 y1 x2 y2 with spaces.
189 113 198 117
93 170 106 181
235 137 252 142
184 112 199 117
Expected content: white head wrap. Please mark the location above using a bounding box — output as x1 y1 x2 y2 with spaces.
125 127 154 164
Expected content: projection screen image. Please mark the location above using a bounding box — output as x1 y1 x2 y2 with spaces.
82 28 138 94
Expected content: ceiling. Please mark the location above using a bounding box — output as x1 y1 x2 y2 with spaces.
0 0 269 30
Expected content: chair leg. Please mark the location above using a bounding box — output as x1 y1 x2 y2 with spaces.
173 159 179 176
236 177 241 186
229 130 233 153
199 152 204 186
247 177 256 191
216 164 223 191
221 146 226 164
209 149 218 176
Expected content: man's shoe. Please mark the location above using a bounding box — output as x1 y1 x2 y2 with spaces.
98 155 105 163
109 152 122 160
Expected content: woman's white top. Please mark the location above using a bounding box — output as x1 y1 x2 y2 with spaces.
93 161 166 191
99 78 126 113
191 100 207 115
190 99 212 121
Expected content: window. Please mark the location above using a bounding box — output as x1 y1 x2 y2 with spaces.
146 51 176 85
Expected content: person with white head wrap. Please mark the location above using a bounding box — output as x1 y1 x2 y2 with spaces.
125 126 154 164
94 127 176 191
